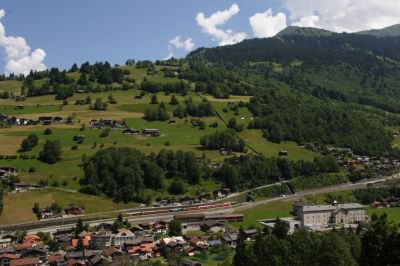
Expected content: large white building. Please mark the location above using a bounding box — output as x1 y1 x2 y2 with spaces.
294 202 366 227
260 202 366 233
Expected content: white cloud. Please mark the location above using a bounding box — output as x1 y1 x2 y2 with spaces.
165 35 195 59
292 15 319 28
169 35 195 51
196 4 247 45
0 9 46 75
284 0 400 32
249 8 287 38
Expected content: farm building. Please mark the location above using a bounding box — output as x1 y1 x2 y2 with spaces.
141 128 161 137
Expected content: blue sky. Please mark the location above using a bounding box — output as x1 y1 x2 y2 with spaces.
1 0 400 74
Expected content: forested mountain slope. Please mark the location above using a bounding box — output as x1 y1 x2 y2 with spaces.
187 32 400 155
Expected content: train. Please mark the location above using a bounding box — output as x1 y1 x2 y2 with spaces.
124 201 237 217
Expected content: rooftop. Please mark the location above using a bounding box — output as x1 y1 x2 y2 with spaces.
301 203 365 212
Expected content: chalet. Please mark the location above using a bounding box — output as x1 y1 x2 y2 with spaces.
38 208 54 220
152 221 167 235
198 193 211 201
64 206 84 216
103 247 124 259
88 254 112 265
130 226 145 235
138 222 152 231
0 166 16 179
20 247 48 261
279 150 288 157
122 128 140 135
201 220 226 233
180 196 195 204
0 114 8 122
13 183 35 193
53 117 63 124
0 238 12 248
213 188 230 198
100 119 114 127
141 128 161 137
89 119 101 129
38 116 53 125
113 229 135 247
187 235 208 251
222 232 238 248
157 236 187 253
243 229 258 241
133 95 143 99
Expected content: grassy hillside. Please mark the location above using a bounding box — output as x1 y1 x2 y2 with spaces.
0 62 322 223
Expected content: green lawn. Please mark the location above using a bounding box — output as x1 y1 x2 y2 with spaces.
0 80 22 94
0 104 61 115
239 130 318 161
231 200 293 229
0 188 139 225
366 207 400 223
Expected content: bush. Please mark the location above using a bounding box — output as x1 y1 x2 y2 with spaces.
71 145 78 150
100 128 111 138
28 167 36 173
39 140 62 164
20 134 39 152
43 128 52 135
168 179 186 195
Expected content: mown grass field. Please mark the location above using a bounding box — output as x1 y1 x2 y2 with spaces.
231 200 293 229
0 188 139 225
366 207 400 222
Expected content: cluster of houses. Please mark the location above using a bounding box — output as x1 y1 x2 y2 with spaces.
122 128 161 138
0 213 245 266
300 144 400 176
330 148 400 175
88 118 162 138
38 206 85 220
371 198 400 208
0 114 64 126
88 119 126 130
0 166 17 180
154 190 229 207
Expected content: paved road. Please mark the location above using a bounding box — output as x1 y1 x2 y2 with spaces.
2 173 398 234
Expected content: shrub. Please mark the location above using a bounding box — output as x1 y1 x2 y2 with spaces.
43 128 52 135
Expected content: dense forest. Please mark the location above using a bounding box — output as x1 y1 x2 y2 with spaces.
233 213 400 266
246 87 393 155
80 147 339 201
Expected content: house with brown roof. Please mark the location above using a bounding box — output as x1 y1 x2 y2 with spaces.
0 253 20 266
201 220 226 233
64 206 84 216
152 221 167 235
10 257 40 266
